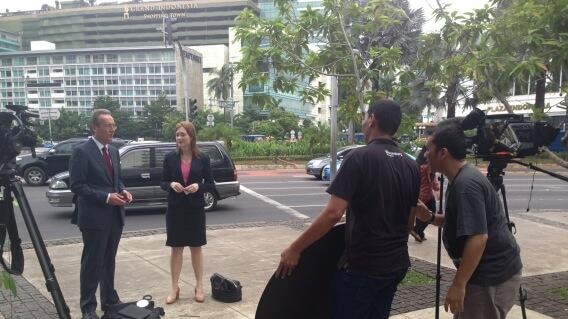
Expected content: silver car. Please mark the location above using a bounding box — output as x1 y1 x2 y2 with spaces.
305 145 364 179
46 141 240 211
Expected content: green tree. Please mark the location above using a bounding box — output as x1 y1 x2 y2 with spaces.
143 95 176 139
92 96 131 138
162 111 186 141
207 63 234 101
36 108 88 141
234 0 424 121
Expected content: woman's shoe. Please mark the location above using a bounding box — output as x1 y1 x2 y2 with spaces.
166 287 180 304
194 287 205 303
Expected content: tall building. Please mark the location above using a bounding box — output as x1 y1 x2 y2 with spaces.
0 46 203 114
0 0 259 50
0 28 21 52
240 0 329 124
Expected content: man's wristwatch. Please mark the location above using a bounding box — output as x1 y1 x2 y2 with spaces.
428 210 436 224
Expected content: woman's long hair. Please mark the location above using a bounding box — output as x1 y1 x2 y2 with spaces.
175 121 201 158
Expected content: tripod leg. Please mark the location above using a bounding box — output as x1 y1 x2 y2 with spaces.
0 188 23 275
10 179 71 319
499 184 527 319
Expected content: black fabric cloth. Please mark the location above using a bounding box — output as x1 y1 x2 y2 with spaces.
80 220 122 313
70 138 126 314
443 164 522 286
326 138 420 276
160 151 215 247
166 205 206 247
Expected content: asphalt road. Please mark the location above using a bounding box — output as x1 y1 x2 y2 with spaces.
9 169 568 243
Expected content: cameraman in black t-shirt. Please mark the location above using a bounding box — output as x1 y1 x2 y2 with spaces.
414 123 522 319
276 100 420 319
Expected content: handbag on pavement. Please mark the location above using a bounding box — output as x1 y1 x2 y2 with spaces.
210 273 242 303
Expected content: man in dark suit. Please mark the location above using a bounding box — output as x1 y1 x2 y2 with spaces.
70 109 132 319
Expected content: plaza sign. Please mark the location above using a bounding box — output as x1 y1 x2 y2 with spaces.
123 1 198 20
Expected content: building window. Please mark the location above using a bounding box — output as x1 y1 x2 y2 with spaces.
135 89 147 95
65 79 77 86
163 66 175 73
77 55 91 63
13 57 24 66
107 89 118 96
120 54 133 62
38 67 50 76
79 80 90 86
148 65 161 74
1 58 12 66
93 89 105 96
106 67 118 74
120 79 133 85
80 89 91 96
92 67 104 75
134 66 146 74
106 79 118 85
120 66 132 74
66 90 78 96
52 56 63 64
149 79 161 85
93 54 105 63
106 54 118 63
135 53 147 62
65 67 76 75
78 67 90 75
38 56 50 65
39 89 50 97
92 79 105 86
66 55 77 64
134 78 147 85
26 57 37 65
13 69 23 77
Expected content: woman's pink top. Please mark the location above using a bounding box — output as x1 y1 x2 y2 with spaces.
181 160 191 184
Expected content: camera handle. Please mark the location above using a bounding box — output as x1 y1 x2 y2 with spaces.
0 175 71 319
487 161 528 319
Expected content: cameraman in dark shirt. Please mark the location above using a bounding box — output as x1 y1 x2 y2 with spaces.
276 99 420 319
415 123 522 319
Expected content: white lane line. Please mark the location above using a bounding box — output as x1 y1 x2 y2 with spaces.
268 193 328 197
288 204 326 208
249 186 324 190
240 185 310 219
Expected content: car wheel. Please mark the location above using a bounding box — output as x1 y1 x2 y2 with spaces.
24 166 47 186
203 191 217 211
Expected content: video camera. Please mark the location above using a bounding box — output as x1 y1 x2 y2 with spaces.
0 104 39 169
461 107 560 159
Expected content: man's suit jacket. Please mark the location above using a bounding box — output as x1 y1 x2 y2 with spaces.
69 138 125 230
159 151 215 209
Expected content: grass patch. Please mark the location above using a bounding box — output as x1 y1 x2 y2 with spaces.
550 287 568 299
400 270 435 286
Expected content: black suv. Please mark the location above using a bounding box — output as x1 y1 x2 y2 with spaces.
45 141 240 211
15 138 129 186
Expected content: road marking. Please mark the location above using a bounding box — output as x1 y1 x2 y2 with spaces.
268 193 328 197
288 204 326 208
240 185 310 219
247 186 324 190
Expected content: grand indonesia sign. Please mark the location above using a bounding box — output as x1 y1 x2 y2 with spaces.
123 1 198 20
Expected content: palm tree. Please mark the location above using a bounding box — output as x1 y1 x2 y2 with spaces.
207 63 234 101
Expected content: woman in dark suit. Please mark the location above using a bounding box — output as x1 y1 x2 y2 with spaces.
160 121 214 304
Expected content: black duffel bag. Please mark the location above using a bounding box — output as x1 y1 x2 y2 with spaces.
210 273 242 303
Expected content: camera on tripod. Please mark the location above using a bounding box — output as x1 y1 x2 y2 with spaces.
0 104 39 168
460 107 560 159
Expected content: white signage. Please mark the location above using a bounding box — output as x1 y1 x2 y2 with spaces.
38 109 61 120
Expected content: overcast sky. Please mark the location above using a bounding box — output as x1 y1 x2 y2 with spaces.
1 0 490 32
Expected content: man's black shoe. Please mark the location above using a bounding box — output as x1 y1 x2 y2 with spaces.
81 311 100 319
102 300 123 312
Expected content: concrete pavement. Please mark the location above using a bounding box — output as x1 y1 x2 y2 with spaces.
2 212 568 318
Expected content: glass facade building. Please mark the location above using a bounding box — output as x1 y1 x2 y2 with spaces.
0 47 180 114
242 0 323 120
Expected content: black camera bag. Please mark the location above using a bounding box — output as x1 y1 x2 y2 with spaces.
101 302 164 319
210 273 242 303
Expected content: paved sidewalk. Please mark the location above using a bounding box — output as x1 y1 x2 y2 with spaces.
1 213 568 318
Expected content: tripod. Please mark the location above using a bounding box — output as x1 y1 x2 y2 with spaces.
0 167 71 319
486 159 528 319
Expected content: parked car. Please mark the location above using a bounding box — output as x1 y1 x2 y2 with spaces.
321 151 416 181
45 141 240 212
305 145 364 179
16 137 130 186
